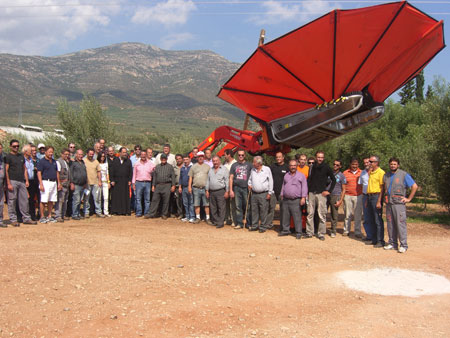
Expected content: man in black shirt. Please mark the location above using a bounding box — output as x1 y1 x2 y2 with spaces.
268 152 289 230
37 146 59 224
4 139 37 226
305 151 336 240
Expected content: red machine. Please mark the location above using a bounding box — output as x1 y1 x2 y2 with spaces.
197 1 445 156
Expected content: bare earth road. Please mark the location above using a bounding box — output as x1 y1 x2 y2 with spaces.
1 215 449 337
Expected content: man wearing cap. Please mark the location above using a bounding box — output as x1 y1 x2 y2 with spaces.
148 153 175 219
206 155 229 228
154 144 176 167
188 151 211 224
36 143 46 160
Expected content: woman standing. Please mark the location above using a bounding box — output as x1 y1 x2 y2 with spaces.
98 152 111 217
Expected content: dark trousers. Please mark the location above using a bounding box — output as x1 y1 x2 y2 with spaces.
251 192 269 229
367 194 385 244
27 179 40 221
170 188 183 216
281 198 302 234
149 183 171 217
209 189 226 226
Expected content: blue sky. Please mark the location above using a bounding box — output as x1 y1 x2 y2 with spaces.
1 0 448 88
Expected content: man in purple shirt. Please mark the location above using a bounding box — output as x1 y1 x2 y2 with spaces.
278 160 308 239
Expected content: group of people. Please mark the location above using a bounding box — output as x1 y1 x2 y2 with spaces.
0 138 418 253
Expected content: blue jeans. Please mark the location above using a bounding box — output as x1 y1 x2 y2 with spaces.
234 185 249 227
367 194 385 244
182 187 195 219
83 184 102 216
135 181 151 216
362 194 373 240
72 185 85 217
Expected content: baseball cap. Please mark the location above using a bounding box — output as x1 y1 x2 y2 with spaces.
197 151 205 157
160 153 168 159
37 143 45 149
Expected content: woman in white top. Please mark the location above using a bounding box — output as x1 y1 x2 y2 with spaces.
98 152 111 217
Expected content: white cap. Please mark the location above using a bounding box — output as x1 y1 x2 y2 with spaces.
37 143 45 149
197 151 205 157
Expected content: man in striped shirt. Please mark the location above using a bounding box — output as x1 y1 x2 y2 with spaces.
148 154 175 219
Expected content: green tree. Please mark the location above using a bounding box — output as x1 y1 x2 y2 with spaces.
415 71 425 103
57 95 116 150
399 79 415 105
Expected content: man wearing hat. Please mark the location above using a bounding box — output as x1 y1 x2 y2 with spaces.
188 151 212 224
36 143 46 160
147 153 176 219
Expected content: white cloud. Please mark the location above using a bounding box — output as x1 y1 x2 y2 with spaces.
249 0 338 25
0 0 121 55
131 0 196 26
160 32 194 49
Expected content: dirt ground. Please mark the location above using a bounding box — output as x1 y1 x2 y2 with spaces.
1 209 449 338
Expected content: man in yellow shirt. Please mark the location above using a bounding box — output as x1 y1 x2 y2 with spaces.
366 155 385 247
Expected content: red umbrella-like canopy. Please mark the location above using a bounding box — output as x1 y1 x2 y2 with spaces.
218 1 445 123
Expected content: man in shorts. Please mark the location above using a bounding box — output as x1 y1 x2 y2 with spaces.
188 151 211 224
37 146 59 223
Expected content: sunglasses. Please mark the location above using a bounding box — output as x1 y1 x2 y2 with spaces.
238 154 245 157
369 160 377 163
11 145 19 148
308 162 314 164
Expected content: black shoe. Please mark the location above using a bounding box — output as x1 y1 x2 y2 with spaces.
278 232 290 237
318 236 325 241
296 233 302 240
206 219 214 225
135 214 142 218
258 229 266 233
161 216 168 220
249 227 258 232
303 234 313 239
0 222 7 228
362 237 372 242
216 224 224 229
72 216 80 220
373 242 384 248
143 214 151 219
226 220 232 225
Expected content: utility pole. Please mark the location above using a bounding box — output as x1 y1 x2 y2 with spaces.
18 98 23 126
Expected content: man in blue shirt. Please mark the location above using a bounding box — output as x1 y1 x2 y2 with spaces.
383 157 418 253
179 154 195 222
37 146 59 224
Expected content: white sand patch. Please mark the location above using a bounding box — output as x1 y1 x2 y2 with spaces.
337 268 450 297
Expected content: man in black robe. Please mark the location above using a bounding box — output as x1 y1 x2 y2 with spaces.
110 147 132 215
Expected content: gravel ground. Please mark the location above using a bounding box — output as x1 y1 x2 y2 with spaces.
1 214 449 337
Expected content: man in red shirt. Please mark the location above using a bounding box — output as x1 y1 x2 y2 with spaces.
343 158 363 238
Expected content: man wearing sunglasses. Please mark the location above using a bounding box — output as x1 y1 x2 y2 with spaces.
4 139 37 226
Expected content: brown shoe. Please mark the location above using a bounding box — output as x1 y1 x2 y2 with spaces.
11 222 20 227
23 220 37 225
161 216 168 220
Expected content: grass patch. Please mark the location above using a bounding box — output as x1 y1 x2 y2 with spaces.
407 212 450 225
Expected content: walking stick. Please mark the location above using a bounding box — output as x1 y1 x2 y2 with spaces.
243 189 252 229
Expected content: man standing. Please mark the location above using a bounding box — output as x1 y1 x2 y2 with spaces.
223 149 236 226
358 157 373 242
23 144 39 221
132 150 155 217
248 156 273 233
93 142 101 160
306 151 336 241
188 151 211 224
328 160 347 237
343 158 363 238
204 149 213 168
37 146 59 223
171 154 184 218
130 145 141 167
0 143 6 227
278 159 307 239
179 154 194 222
366 155 385 247
55 148 71 222
268 152 289 229
5 139 36 226
110 147 133 216
146 148 155 163
70 149 87 220
383 158 418 253
229 150 252 229
191 147 199 164
206 155 229 228
155 144 176 167
148 153 175 219
68 143 76 161
83 148 103 218
36 143 46 160
297 154 310 230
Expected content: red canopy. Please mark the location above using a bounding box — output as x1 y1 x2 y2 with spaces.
218 1 445 123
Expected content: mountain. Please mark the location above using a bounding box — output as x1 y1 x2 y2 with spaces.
0 42 243 136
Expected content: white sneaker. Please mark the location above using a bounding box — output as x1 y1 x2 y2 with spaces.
39 218 48 224
189 218 196 223
330 233 336 238
48 217 57 223
181 218 188 222
398 247 407 253
384 244 395 250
